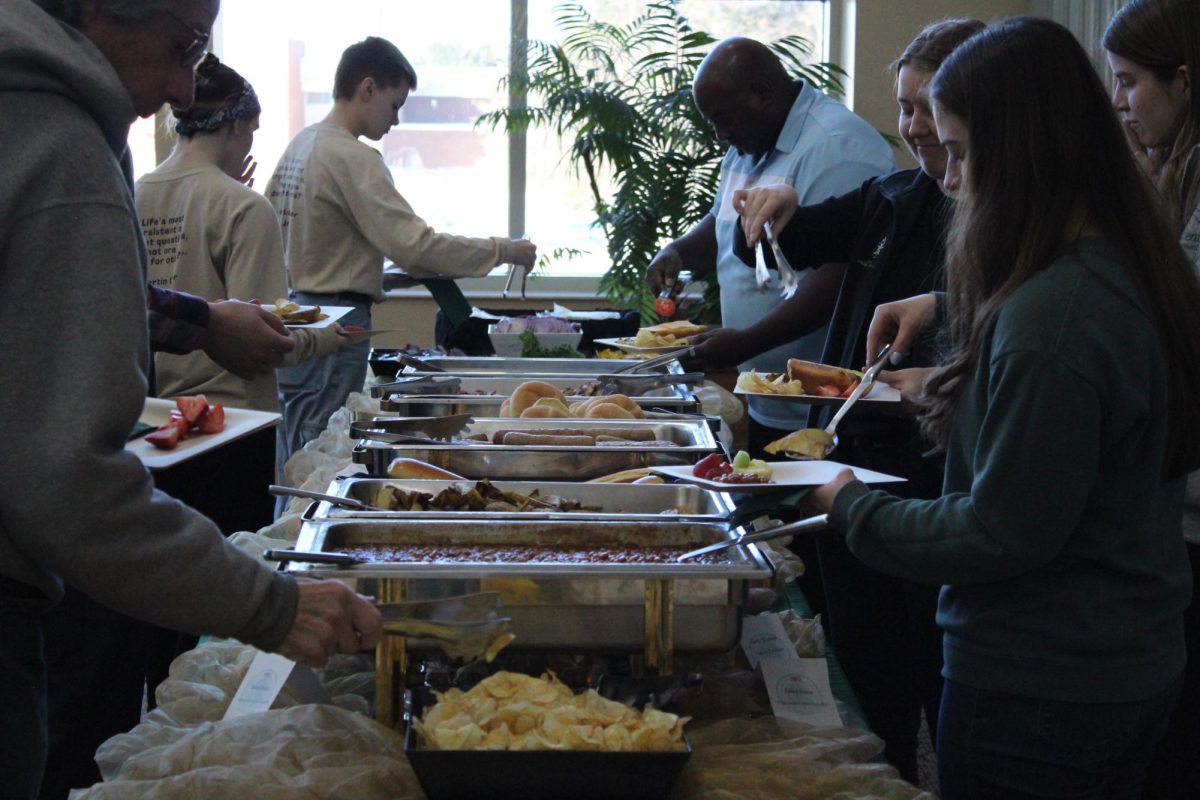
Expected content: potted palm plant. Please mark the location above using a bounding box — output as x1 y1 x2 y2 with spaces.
481 0 847 322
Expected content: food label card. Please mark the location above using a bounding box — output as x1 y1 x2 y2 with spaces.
740 613 797 669
759 657 843 728
223 651 298 720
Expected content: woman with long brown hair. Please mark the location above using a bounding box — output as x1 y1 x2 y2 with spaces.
1103 4 1200 794
810 17 1200 797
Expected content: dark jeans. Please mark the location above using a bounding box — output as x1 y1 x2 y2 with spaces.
1141 540 1200 799
938 676 1182 800
40 589 151 800
0 578 49 800
817 434 945 784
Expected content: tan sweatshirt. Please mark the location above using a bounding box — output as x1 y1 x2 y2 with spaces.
264 122 504 301
136 164 339 411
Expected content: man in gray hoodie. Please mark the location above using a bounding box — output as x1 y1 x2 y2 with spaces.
0 2 383 797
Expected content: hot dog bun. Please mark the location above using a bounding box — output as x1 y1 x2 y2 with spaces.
386 458 467 480
641 320 709 338
785 359 859 392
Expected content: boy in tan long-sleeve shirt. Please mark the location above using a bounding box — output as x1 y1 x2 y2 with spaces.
265 36 537 458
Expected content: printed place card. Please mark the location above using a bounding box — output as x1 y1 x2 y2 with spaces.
740 613 797 669
223 650 295 720
759 657 843 728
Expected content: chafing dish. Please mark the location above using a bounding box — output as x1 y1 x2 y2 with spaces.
285 517 772 652
397 356 685 376
352 417 718 479
375 374 699 416
300 477 737 522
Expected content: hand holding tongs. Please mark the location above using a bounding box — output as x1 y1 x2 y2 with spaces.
611 346 695 374
371 375 463 397
763 220 801 298
596 371 705 395
677 514 829 561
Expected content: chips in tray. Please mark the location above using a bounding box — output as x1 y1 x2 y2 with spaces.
414 671 689 752
735 370 809 395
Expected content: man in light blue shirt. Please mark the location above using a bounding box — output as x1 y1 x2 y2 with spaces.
648 38 894 446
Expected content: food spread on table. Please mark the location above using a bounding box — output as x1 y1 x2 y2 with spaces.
372 479 599 512
691 450 775 484
499 380 646 419
414 671 690 751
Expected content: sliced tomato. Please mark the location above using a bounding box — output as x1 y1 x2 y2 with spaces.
145 425 182 450
812 384 843 398
693 453 724 478
196 404 225 434
840 380 861 398
175 394 209 424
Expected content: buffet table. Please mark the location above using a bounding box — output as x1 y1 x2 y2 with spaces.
73 380 932 799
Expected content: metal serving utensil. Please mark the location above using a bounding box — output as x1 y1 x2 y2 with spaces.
264 549 362 566
371 375 463 397
786 343 893 461
268 485 375 511
596 371 705 395
763 220 801 298
676 514 829 561
610 346 695 374
397 353 445 373
349 414 474 441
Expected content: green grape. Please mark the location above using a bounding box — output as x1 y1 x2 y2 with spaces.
732 450 751 469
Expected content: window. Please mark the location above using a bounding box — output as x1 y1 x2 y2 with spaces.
131 1 827 283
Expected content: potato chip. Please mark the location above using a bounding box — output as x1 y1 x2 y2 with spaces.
736 369 808 395
417 671 690 752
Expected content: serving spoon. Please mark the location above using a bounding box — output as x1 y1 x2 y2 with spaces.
784 343 893 460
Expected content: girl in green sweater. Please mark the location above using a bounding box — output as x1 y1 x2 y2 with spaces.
811 17 1200 798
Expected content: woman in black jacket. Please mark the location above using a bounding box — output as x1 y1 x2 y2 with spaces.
690 18 983 783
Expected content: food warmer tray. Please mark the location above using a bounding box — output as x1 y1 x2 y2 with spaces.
397 356 685 376
301 477 737 522
352 417 718 479
285 517 773 652
377 374 698 416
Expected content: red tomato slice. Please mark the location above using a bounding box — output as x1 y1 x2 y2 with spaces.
197 404 225 434
813 385 842 397
145 425 182 450
693 453 724 478
175 394 209 425
840 381 861 398
654 296 676 318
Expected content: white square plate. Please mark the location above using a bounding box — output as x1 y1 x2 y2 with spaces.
651 459 905 493
593 336 695 354
261 304 353 329
126 398 280 470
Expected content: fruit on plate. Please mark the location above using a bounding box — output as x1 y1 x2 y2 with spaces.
692 451 774 483
144 395 226 450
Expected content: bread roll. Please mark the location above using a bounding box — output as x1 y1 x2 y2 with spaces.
519 404 569 419
584 402 635 419
386 457 467 480
507 381 566 416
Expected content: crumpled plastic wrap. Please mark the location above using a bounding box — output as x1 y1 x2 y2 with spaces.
279 393 379 517
677 717 935 800
695 379 744 450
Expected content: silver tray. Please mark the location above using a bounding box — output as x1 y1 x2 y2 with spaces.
286 518 773 652
399 356 684 376
353 417 718 479
378 375 698 416
302 477 736 522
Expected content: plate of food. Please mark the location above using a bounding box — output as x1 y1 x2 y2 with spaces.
734 358 901 406
261 299 353 328
126 396 280 470
652 453 904 494
594 320 710 353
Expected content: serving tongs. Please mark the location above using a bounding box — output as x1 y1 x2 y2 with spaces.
763 220 801 298
596 371 705 395
396 353 445 373
677 513 829 561
268 484 377 511
379 591 514 661
501 262 527 300
350 414 474 444
610 346 695 374
371 375 462 397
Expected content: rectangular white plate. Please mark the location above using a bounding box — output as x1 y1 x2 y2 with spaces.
651 459 905 494
593 336 695 354
262 304 353 329
127 398 280 470
734 382 902 407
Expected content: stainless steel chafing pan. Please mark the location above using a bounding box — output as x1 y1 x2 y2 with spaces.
397 356 685 376
352 417 718 479
285 517 773 652
299 477 737 522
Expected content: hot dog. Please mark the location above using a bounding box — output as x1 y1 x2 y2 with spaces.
386 458 467 480
786 359 860 393
500 432 596 446
490 426 658 444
